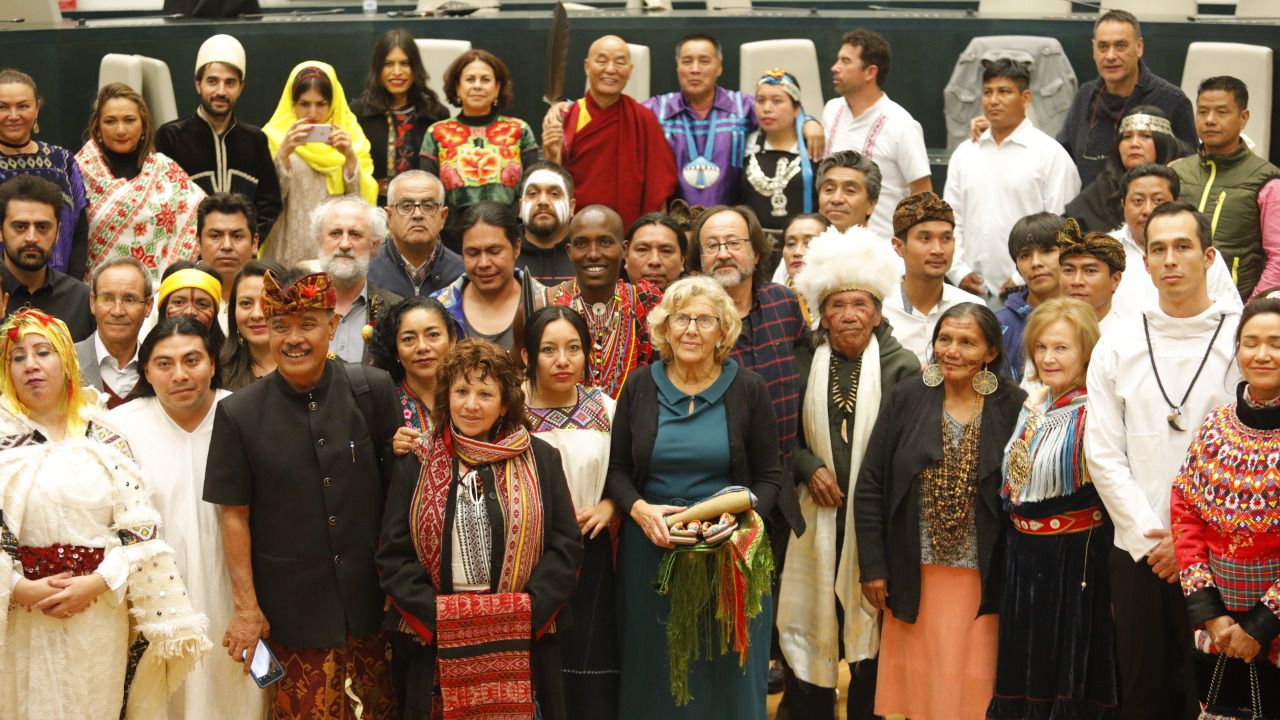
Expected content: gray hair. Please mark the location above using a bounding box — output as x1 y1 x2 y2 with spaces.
648 275 742 365
386 170 445 206
310 194 388 247
91 256 154 297
816 150 883 203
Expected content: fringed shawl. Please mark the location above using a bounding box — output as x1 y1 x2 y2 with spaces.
1001 387 1090 505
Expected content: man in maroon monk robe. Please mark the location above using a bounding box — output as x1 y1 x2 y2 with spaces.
543 35 678 228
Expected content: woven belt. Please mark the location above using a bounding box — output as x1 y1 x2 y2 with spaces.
16 544 105 580
1010 507 1104 536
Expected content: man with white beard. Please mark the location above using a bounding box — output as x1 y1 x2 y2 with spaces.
313 195 402 364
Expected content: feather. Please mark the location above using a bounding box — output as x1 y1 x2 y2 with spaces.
542 2 569 105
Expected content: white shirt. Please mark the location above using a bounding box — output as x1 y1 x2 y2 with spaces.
1109 223 1243 323
943 118 1081 295
108 392 269 719
822 93 932 242
93 332 140 397
881 280 987 365
1085 297 1241 560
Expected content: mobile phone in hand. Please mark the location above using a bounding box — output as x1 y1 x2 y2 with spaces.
244 639 285 688
302 124 334 144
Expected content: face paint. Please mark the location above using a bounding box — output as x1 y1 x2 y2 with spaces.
519 169 572 228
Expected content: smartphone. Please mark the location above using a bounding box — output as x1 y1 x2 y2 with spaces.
244 639 285 688
302 123 334 144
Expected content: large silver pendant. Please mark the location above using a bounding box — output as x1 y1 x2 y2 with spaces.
682 157 721 190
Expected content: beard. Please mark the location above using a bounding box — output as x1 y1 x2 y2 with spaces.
321 253 370 283
199 94 234 118
710 263 751 289
4 243 49 272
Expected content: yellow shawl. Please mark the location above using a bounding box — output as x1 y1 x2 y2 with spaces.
263 61 377 204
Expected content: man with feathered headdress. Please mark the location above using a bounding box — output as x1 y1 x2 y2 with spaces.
775 226 919 720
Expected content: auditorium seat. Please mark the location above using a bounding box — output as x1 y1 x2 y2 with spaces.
414 39 472 115
943 37 1077 151
738 39 825 119
97 54 179 127
1098 0 1197 18
977 0 1071 14
710 0 751 9
11 0 61 24
1235 0 1277 18
1181 42 1273 160
627 44 652 103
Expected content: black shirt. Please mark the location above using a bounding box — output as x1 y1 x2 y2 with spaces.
516 239 576 287
2 265 95 342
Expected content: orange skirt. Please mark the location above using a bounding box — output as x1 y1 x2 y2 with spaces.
874 564 998 720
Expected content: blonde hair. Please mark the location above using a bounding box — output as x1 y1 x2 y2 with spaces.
1022 297 1100 384
648 275 742 365
0 309 90 437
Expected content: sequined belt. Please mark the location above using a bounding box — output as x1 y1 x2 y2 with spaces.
1010 507 1104 536
16 544 105 580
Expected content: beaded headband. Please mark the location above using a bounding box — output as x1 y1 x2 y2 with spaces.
1118 113 1174 138
757 69 802 104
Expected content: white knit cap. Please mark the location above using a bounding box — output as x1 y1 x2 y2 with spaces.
793 225 900 314
195 34 246 79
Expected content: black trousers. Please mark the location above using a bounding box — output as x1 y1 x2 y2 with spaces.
1109 546 1200 720
783 657 880 720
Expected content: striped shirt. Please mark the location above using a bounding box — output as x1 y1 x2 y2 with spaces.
644 87 756 206
730 282 807 458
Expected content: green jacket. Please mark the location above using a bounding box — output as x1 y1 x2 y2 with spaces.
1172 144 1280 300
792 320 921 485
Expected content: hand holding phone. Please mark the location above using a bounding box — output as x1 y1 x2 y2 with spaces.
302 123 334 144
243 639 285 688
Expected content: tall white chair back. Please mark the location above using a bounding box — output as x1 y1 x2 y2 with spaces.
414 39 473 116
738 39 824 119
1182 42 1273 160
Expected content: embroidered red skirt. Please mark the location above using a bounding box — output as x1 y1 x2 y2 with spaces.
436 592 533 719
16 544 104 580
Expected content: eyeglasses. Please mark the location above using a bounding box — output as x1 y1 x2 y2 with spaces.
95 293 147 309
700 238 746 256
392 200 443 216
669 313 719 331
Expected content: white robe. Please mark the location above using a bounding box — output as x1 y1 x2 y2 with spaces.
1085 296 1241 560
776 338 882 688
108 393 268 720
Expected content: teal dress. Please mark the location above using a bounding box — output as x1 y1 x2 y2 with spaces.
617 359 772 719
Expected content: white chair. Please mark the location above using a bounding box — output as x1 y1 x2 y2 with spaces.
1235 0 1279 18
709 0 750 9
1098 0 1197 18
98 54 179 127
1181 42 1273 160
626 44 651 103
739 39 824 120
414 39 472 115
11 0 61 24
977 0 1071 13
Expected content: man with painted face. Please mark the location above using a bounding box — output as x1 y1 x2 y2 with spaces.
204 269 408 719
542 35 677 227
156 34 281 240
544 205 661 398
516 161 578 287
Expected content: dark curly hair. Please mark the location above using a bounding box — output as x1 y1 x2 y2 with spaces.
369 296 459 383
441 49 514 113
431 339 529 437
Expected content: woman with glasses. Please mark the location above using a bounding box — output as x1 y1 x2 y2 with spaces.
607 275 784 719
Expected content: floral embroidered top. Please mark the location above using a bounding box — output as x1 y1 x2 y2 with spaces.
419 111 539 211
1172 383 1280 665
398 381 432 435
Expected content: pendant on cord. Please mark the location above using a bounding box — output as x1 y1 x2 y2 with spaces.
1167 407 1184 432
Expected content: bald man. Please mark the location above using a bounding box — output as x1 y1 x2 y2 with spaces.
543 204 662 398
543 36 678 228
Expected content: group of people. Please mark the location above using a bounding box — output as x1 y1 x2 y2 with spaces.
0 7 1279 720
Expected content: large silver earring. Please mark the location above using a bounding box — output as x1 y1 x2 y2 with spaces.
972 364 998 396
922 363 943 387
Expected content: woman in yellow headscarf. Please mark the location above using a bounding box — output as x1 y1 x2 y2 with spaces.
263 61 376 268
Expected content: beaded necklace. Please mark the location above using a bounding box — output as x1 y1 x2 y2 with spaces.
550 279 640 397
830 353 862 443
920 399 982 561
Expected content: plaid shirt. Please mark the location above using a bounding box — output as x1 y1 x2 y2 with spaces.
730 282 807 458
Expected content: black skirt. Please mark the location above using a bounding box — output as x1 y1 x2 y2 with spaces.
561 530 620 720
987 486 1120 720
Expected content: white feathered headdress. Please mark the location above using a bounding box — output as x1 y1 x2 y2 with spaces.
793 225 900 315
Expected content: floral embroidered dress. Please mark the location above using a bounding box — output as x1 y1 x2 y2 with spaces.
75 141 205 284
0 400 210 720
1172 386 1280 667
419 111 539 211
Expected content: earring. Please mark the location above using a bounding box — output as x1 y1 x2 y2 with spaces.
972 364 998 396
922 363 943 387
32 121 39 135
